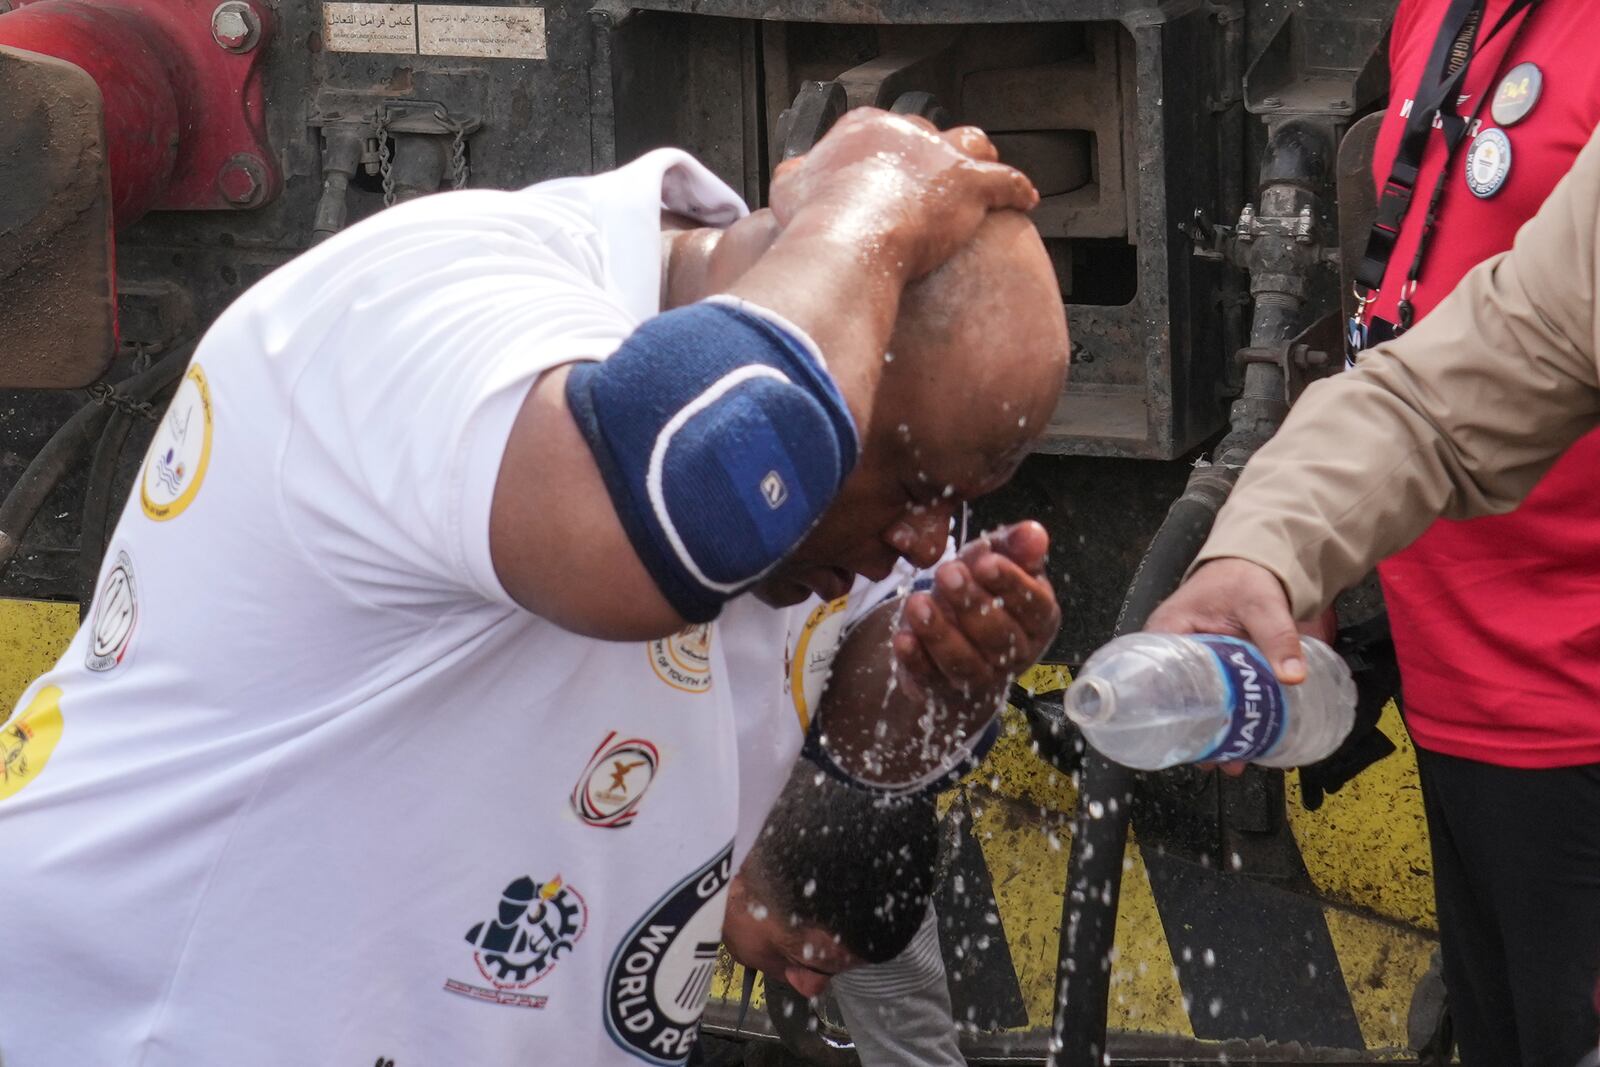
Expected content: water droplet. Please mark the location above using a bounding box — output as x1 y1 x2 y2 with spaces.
1088 800 1104 819
802 879 816 898
1203 948 1216 967
1208 997 1223 1018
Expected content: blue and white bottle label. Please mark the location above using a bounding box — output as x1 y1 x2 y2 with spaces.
1194 636 1287 762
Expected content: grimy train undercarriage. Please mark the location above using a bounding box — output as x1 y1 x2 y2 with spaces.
1 0 1436 1062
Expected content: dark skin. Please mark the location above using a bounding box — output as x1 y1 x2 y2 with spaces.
488 110 1067 785
488 110 1037 639
721 872 862 999
669 209 1068 783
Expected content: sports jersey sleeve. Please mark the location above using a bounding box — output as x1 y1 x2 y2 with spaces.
275 194 637 609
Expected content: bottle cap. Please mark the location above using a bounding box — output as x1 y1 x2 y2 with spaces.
1064 676 1116 725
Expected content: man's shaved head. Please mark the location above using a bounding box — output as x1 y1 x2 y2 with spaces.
663 205 1070 602
878 210 1069 490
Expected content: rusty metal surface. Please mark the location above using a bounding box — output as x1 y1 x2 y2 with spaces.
0 0 281 217
0 44 115 389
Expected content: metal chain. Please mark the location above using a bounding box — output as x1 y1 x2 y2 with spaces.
86 381 160 423
375 113 397 207
449 125 470 190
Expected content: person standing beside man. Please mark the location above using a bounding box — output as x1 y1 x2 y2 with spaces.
1151 113 1600 1066
1331 1 1600 1061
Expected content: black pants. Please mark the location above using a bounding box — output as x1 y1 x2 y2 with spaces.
1416 746 1600 1067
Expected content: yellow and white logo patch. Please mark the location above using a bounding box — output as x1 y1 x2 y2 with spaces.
788 596 850 732
0 685 63 802
141 363 214 521
648 624 713 693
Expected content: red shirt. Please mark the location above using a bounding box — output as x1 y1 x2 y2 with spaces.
1370 0 1600 767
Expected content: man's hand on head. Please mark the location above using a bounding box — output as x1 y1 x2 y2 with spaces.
891 521 1061 704
768 109 1039 284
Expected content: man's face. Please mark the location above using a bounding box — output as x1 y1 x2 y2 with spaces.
752 425 1030 607
721 874 864 998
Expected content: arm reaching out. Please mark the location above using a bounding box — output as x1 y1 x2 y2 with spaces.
1189 123 1600 622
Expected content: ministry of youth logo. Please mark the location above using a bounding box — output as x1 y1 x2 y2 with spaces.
86 551 138 672
573 732 660 829
445 875 588 1009
606 844 733 1064
647 624 712 693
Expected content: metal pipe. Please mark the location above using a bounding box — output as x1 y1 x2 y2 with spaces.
1048 118 1330 1067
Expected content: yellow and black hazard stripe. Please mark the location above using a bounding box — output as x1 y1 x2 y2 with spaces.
710 669 1439 1060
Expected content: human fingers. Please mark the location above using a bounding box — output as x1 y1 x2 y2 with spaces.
960 158 1040 212
1146 558 1305 684
932 561 1033 669
890 630 936 702
1237 595 1306 685
903 590 996 693
941 125 1000 162
969 551 1060 643
981 520 1051 575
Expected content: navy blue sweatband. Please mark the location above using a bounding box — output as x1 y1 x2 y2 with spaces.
566 297 857 622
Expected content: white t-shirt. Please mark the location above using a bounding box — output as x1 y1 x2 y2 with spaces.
0 151 903 1067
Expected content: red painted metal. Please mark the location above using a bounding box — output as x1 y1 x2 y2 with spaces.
0 0 278 226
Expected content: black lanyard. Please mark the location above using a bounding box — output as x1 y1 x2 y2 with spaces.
1352 0 1542 331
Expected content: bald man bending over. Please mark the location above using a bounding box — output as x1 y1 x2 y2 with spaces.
0 110 1068 1067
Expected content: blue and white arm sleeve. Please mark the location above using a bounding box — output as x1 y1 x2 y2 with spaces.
565 296 858 622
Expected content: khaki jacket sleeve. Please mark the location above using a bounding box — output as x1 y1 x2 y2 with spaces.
1193 123 1600 619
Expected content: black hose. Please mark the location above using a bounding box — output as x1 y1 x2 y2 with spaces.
1047 467 1238 1067
0 344 194 586
75 343 194 611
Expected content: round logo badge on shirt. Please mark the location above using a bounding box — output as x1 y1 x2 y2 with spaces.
1465 128 1513 199
571 731 661 829
141 363 214 521
0 685 64 802
1491 62 1542 127
86 550 138 672
647 624 712 693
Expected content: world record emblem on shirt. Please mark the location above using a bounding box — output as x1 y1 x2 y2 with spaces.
605 843 733 1064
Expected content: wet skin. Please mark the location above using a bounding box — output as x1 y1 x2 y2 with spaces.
720 873 863 1000
488 109 1040 642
